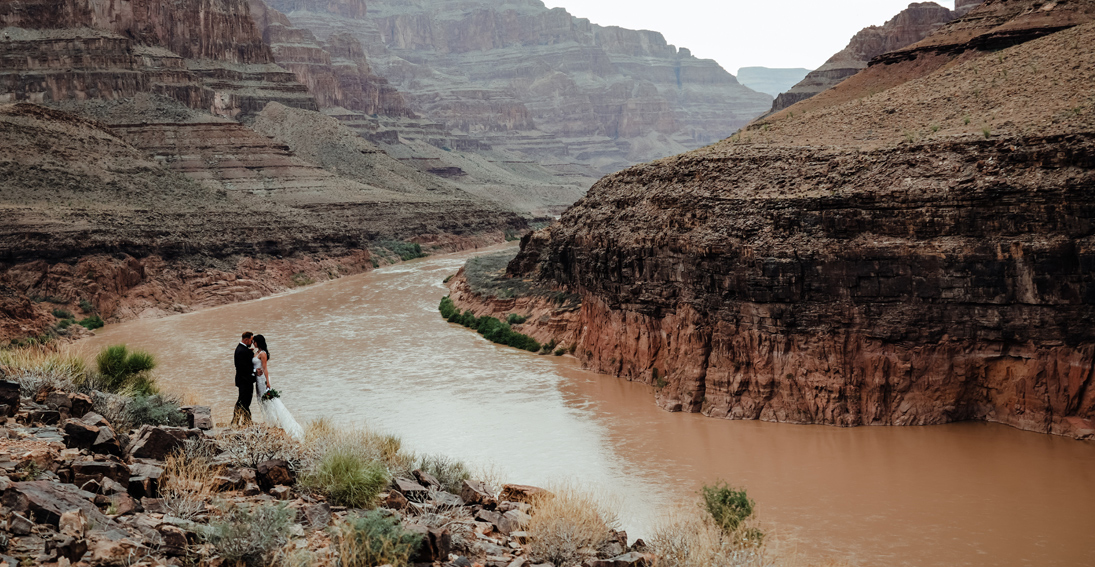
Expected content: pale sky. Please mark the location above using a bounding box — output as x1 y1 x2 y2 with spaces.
547 0 957 73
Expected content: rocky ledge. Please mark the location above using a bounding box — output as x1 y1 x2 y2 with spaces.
0 377 652 567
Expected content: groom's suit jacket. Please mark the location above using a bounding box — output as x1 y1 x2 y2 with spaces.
234 343 255 388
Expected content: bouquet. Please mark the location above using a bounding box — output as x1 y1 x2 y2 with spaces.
261 388 281 401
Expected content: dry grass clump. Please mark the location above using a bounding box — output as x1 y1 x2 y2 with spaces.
216 425 304 469
303 418 415 476
526 483 621 567
334 509 423 567
651 509 770 567
0 344 89 396
161 439 224 519
204 501 296 566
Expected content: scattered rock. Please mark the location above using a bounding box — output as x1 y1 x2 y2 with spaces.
128 463 164 499
412 469 441 489
304 502 332 527
501 484 550 504
393 477 428 501
0 380 20 416
7 511 33 535
270 485 292 500
127 425 198 460
179 405 213 430
586 552 652 567
381 490 409 510
256 459 295 491
2 480 113 527
460 479 497 508
61 419 100 451
58 509 88 538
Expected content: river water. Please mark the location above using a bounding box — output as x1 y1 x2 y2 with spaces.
81 246 1095 566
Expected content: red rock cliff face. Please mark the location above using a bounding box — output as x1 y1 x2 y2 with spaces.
0 0 274 63
499 12 1095 439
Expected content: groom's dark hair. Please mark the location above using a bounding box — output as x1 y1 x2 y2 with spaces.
242 331 253 340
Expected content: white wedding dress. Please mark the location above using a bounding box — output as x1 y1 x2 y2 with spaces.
254 351 305 440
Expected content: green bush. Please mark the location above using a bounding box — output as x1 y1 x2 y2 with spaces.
554 347 566 356
304 449 390 508
125 394 186 428
78 299 96 313
416 454 471 494
52 308 74 319
78 315 105 330
95 345 158 393
438 298 541 352
506 313 527 325
378 241 427 262
336 510 423 567
204 502 295 566
701 482 755 534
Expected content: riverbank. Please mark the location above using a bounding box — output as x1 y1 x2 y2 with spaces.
1 232 512 347
0 346 771 567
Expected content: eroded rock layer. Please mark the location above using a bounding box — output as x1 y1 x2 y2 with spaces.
491 7 1095 438
770 2 957 113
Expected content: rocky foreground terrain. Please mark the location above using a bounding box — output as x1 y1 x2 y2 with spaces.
449 0 1095 439
0 375 654 567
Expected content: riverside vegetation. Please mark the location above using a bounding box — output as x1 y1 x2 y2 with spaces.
0 343 787 567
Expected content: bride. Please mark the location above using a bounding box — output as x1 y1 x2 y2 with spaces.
252 334 305 440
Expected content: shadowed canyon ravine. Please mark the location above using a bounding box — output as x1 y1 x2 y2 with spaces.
81 246 1095 567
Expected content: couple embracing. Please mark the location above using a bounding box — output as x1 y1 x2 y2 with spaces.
232 331 304 439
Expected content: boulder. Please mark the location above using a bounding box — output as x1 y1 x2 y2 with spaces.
128 463 164 499
2 480 113 528
408 525 451 563
0 380 20 416
68 393 92 419
412 469 442 490
62 419 100 451
501 484 550 504
27 408 61 425
73 460 130 487
127 425 199 460
256 459 295 491
587 552 652 567
393 477 428 501
158 524 188 556
460 479 497 508
59 509 88 538
179 406 213 430
81 412 110 428
7 511 33 535
90 426 124 457
54 534 88 563
381 490 409 510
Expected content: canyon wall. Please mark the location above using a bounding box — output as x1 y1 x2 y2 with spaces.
262 0 773 174
484 4 1095 438
770 2 957 113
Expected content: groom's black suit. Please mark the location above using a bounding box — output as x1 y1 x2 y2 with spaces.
233 342 255 425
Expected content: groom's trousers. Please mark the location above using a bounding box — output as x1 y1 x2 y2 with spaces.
232 384 253 426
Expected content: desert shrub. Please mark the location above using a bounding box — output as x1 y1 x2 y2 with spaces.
378 240 427 262
650 509 767 567
304 449 389 508
415 454 471 493
554 347 566 356
540 338 558 354
78 299 96 313
205 501 296 566
217 425 303 469
52 308 74 319
506 313 527 325
94 344 157 393
702 483 755 534
439 296 457 319
335 510 423 567
527 484 620 567
78 315 105 330
125 394 187 428
291 272 315 287
162 440 224 519
439 301 541 352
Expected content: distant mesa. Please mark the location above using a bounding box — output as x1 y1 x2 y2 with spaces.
736 67 811 98
769 1 961 114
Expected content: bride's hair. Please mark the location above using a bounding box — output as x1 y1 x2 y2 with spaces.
253 334 270 359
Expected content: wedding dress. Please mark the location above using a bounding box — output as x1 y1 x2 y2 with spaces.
254 351 305 440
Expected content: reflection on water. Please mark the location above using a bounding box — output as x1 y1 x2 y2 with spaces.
82 246 1095 566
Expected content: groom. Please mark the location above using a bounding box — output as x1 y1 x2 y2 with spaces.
232 331 255 426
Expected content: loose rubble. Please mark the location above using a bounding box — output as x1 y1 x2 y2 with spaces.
0 379 652 567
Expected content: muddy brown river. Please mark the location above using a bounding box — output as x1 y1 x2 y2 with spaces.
81 246 1095 566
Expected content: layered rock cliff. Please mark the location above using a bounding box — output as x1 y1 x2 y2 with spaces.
476 3 1095 439
262 0 773 174
770 2 957 113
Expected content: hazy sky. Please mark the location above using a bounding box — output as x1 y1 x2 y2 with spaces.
546 0 957 73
